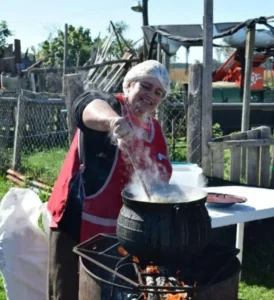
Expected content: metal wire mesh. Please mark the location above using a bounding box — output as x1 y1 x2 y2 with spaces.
0 88 69 184
19 89 68 151
158 91 187 162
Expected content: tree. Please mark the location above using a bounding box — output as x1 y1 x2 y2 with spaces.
0 21 12 58
36 22 134 67
37 25 94 67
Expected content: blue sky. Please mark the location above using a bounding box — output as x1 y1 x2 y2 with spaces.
2 0 274 62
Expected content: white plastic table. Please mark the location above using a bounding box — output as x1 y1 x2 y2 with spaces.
204 185 274 266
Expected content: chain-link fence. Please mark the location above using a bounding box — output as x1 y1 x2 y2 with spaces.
158 91 187 162
0 88 69 185
0 87 187 185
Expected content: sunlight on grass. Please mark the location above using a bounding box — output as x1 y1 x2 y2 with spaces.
21 148 67 185
239 282 274 300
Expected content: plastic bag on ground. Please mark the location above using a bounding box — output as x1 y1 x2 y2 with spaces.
0 188 48 300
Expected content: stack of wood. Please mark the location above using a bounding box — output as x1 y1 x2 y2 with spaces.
5 168 52 193
83 22 139 92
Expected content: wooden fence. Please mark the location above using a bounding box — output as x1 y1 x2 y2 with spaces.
209 126 274 188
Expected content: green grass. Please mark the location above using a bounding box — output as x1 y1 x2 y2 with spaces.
20 147 67 185
238 219 274 299
0 176 13 200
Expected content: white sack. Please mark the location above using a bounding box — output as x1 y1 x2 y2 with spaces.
0 188 48 300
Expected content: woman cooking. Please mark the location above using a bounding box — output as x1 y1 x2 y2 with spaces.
46 60 173 300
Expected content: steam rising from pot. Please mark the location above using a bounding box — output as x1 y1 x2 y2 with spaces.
122 140 208 203
126 164 208 203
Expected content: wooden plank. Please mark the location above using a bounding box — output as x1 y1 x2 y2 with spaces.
12 78 25 169
14 39 21 64
229 132 245 183
105 68 127 93
259 126 271 187
270 145 274 189
62 23 68 94
241 25 256 131
22 58 140 74
101 53 133 91
209 139 274 149
187 64 202 165
242 127 262 182
201 0 213 176
212 144 225 178
246 130 260 186
29 72 36 92
212 134 232 142
92 65 109 84
64 74 84 143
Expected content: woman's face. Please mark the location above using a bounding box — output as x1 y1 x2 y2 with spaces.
125 78 165 118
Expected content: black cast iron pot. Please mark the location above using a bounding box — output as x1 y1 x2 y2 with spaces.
116 184 212 265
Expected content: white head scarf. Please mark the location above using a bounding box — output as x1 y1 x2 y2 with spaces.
122 60 170 99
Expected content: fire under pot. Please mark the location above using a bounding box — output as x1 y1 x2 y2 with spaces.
73 234 241 300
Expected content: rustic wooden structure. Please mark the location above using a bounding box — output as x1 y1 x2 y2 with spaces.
84 52 135 92
209 126 273 187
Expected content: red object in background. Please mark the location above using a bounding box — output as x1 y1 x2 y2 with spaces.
213 49 271 91
222 67 264 90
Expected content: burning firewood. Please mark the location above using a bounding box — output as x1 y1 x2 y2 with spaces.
142 266 191 300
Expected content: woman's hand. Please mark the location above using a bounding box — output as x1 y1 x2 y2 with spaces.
109 117 133 147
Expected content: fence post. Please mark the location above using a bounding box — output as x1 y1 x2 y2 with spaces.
62 23 68 95
241 24 256 181
201 0 213 176
187 63 202 165
12 77 25 170
64 74 84 143
270 146 274 188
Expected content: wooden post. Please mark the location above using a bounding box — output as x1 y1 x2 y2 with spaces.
142 0 149 59
241 24 256 180
157 35 162 63
201 0 213 175
187 63 202 165
12 77 25 170
241 24 256 132
270 145 274 188
29 72 36 92
64 74 84 143
14 39 21 64
155 35 162 122
37 73 46 92
142 0 149 26
259 126 271 187
160 50 169 132
62 23 68 94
